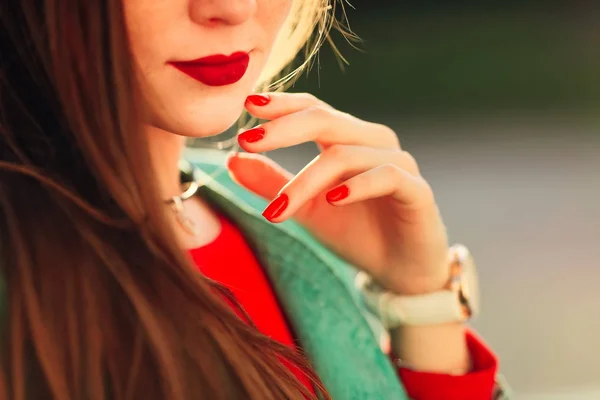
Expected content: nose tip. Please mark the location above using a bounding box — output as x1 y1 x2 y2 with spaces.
191 0 257 26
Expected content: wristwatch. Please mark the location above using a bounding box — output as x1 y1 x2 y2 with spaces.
355 244 480 328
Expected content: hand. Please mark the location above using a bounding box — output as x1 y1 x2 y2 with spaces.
227 92 450 295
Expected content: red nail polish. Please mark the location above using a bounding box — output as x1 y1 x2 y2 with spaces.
246 94 271 106
238 126 265 143
326 185 350 203
262 194 289 221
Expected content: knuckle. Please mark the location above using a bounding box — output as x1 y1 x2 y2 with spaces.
374 123 400 147
306 105 333 120
306 105 336 133
400 150 420 174
323 144 351 161
298 92 319 104
298 92 333 109
380 163 402 179
417 180 436 204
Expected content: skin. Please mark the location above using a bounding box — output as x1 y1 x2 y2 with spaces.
125 0 470 376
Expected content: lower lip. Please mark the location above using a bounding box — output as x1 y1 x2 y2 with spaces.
170 52 250 87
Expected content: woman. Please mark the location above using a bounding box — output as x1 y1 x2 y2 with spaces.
0 0 507 399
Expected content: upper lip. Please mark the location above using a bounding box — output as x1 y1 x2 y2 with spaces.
171 51 249 66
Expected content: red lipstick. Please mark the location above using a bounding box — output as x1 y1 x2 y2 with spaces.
170 52 250 87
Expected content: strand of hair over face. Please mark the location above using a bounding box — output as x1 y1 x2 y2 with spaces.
260 0 360 90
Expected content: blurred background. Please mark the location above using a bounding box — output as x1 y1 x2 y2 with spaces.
287 1 600 398
199 1 600 398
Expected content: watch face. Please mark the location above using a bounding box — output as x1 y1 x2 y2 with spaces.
451 244 480 319
463 251 480 316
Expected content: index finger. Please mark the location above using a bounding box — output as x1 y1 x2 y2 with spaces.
237 106 399 153
244 92 332 120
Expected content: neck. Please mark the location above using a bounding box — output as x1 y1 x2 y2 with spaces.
145 125 187 201
144 124 223 249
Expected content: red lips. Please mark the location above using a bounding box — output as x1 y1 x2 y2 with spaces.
170 51 250 87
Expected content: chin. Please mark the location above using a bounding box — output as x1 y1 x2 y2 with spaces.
150 99 246 139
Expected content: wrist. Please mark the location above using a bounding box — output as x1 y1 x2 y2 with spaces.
376 245 451 296
356 244 480 328
383 269 451 296
390 322 471 374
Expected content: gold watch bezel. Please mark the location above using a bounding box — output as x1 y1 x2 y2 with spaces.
445 244 479 320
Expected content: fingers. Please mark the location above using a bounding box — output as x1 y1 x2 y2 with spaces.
239 92 400 151
324 165 441 229
261 145 423 222
326 164 434 208
239 92 422 225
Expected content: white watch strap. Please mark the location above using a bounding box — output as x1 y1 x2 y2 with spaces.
356 272 468 328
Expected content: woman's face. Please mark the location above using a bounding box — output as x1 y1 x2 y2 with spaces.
124 0 293 137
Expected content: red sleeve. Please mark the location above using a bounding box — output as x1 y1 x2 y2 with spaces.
397 329 498 400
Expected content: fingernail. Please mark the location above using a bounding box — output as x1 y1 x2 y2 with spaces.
238 126 265 143
326 185 350 203
246 94 271 106
262 193 289 221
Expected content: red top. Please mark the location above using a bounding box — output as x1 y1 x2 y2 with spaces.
190 214 498 400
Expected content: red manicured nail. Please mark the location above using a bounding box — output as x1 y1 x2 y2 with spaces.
326 185 350 203
246 94 271 106
238 126 265 143
262 194 289 221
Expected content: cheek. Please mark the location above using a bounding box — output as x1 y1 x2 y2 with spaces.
258 0 294 40
123 1 174 71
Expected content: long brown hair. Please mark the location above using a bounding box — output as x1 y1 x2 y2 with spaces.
0 0 337 399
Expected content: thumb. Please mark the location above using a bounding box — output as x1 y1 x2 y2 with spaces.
225 152 293 201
